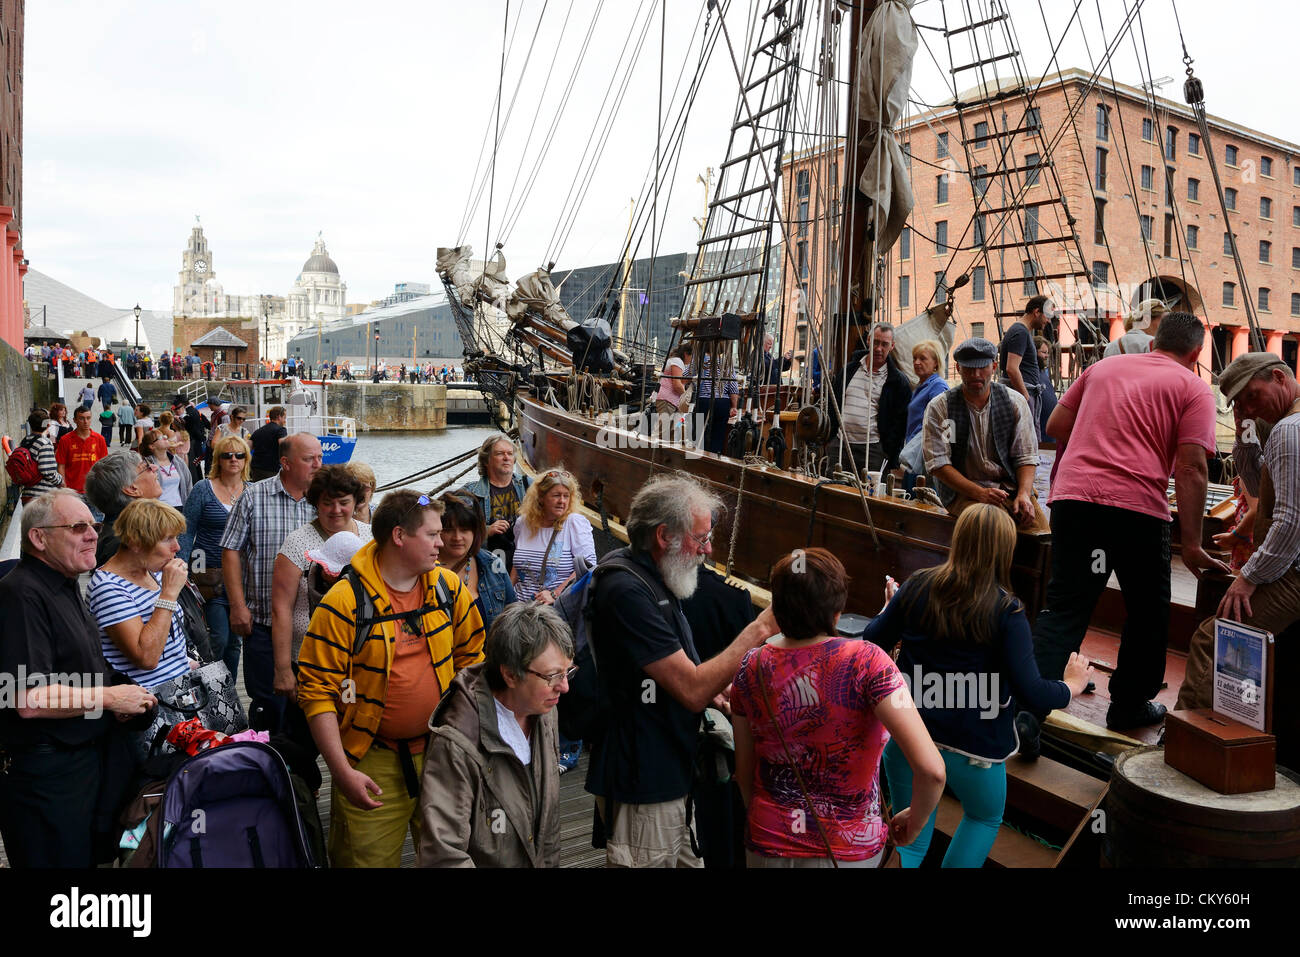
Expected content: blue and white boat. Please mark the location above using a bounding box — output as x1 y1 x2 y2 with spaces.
192 376 358 464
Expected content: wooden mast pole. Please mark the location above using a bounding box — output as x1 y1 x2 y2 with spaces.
618 197 635 345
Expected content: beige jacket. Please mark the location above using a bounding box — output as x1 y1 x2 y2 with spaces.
417 664 561 868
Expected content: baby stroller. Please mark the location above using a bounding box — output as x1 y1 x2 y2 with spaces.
156 741 317 868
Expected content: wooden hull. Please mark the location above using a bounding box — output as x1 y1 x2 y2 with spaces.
518 395 1053 620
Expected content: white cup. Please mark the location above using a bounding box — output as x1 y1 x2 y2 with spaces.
866 470 882 495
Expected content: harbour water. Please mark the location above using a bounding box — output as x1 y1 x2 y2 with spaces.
357 425 498 497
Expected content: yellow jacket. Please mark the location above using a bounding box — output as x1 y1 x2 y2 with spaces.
297 539 485 766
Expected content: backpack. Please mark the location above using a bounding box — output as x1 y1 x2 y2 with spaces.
6 436 43 487
553 550 680 742
339 564 455 654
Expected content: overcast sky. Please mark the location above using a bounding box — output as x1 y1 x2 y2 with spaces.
24 0 1296 311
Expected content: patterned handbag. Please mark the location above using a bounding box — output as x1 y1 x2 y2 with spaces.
135 661 247 762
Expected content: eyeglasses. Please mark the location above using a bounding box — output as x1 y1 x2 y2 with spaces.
136 462 158 476
39 522 102 536
402 494 432 521
527 666 578 689
684 525 716 549
219 451 248 460
545 469 571 481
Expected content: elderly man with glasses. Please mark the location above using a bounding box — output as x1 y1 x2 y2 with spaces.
84 449 164 568
584 472 778 868
0 490 157 867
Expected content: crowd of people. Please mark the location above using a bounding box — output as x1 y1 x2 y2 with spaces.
0 299 1290 870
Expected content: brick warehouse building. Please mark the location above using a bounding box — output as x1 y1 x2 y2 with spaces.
780 67 1300 384
0 1 24 352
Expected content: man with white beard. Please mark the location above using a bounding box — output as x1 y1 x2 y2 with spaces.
585 472 777 868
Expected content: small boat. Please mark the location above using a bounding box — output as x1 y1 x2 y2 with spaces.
182 376 358 465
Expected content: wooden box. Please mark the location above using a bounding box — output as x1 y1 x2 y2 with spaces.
1164 708 1276 795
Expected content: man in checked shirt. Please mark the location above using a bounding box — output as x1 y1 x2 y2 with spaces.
1179 352 1300 736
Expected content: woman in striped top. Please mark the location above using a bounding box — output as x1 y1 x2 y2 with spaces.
89 499 194 691
17 408 64 504
510 469 596 605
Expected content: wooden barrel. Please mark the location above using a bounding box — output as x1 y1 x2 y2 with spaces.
1104 747 1300 867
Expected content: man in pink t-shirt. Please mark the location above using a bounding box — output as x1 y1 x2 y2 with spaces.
1023 312 1228 739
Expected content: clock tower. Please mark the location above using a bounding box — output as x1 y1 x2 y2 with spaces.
173 220 219 317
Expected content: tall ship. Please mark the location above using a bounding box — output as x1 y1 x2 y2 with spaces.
438 0 1297 865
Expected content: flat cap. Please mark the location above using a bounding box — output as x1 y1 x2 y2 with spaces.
1218 352 1288 404
953 337 997 368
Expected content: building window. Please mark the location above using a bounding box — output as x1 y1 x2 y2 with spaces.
1225 187 1237 210
1186 224 1199 249
1025 152 1041 187
1092 261 1109 286
1293 247 1300 269
797 199 809 237
1094 197 1106 245
1026 107 1041 131
1223 282 1235 307
1095 147 1107 190
935 220 948 254
1165 127 1177 161
1260 287 1271 311
1024 206 1039 243
1142 117 1153 141
1294 166 1300 187
1140 215 1153 242
1262 156 1274 177
901 144 912 169
899 275 910 309
797 324 809 351
1022 260 1039 295
797 170 810 198
937 131 949 159
974 164 988 199
935 272 948 304
1165 167 1176 207
974 121 988 149
1141 165 1154 190
1293 293 1300 316
1188 132 1201 155
899 226 911 260
973 214 986 245
972 266 986 301
1164 214 1175 258
1096 104 1109 141
1224 231 1235 255
1188 178 1200 201
1261 240 1272 263
1261 196 1273 219
797 240 809 279
936 174 948 204
1226 144 1239 166
971 322 985 339
1294 206 1300 227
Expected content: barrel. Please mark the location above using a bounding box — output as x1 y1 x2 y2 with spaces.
1104 746 1300 867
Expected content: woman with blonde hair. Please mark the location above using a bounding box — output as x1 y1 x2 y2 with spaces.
179 433 251 679
868 504 1091 868
89 498 193 690
346 461 377 523
1104 298 1166 357
905 338 949 443
510 468 595 606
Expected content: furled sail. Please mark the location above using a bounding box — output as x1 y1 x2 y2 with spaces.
435 245 511 307
506 268 577 331
893 303 956 388
855 0 918 254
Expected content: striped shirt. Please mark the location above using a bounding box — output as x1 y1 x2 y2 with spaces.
18 433 64 497
842 361 887 445
88 569 190 690
685 355 738 401
1242 411 1300 585
219 473 316 625
511 513 596 602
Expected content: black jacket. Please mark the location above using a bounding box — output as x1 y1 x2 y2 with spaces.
830 351 911 471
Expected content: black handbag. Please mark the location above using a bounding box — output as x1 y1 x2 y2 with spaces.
135 661 247 762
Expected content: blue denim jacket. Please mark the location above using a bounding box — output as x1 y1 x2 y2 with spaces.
472 548 517 633
463 473 530 527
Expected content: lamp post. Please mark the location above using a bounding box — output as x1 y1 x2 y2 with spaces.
374 331 381 379
133 303 141 349
263 301 270 375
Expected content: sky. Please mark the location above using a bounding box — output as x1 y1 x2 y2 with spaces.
23 0 1298 312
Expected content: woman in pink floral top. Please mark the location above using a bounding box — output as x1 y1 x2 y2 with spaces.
731 548 945 867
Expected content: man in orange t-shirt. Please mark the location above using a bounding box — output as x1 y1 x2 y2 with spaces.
55 407 108 494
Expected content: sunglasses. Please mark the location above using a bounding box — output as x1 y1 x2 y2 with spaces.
545 469 572 481
39 522 102 536
219 451 248 460
402 494 432 521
